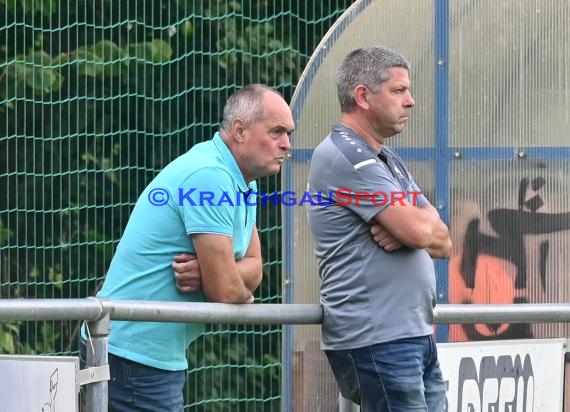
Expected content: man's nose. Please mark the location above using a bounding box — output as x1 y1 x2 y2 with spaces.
406 93 416 108
281 135 292 151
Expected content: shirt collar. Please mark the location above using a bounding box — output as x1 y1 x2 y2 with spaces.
334 123 382 156
212 132 251 192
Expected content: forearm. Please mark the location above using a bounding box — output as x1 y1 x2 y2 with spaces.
191 233 254 303
421 205 452 258
185 228 263 303
373 201 440 249
203 264 252 304
236 256 263 292
425 220 452 258
223 275 254 303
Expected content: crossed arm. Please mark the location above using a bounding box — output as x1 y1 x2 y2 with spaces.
173 199 449 300
370 201 452 259
172 225 263 303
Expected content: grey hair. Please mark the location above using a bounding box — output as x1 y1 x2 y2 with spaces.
220 84 280 132
336 46 411 112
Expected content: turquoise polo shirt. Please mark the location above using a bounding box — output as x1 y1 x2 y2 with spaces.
93 133 257 371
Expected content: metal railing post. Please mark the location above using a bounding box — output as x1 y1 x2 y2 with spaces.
85 312 110 412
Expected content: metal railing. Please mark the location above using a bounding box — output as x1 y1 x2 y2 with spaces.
2 299 570 411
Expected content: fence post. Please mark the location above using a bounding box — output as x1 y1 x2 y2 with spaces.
85 312 110 412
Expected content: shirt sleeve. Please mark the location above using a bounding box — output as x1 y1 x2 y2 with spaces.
409 179 430 208
391 150 430 207
177 168 238 236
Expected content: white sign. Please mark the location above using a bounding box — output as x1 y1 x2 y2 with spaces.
0 355 79 412
438 338 566 412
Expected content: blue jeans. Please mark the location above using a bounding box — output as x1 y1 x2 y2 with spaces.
325 335 446 412
80 340 187 411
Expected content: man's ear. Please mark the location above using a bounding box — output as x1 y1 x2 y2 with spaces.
354 85 369 110
231 119 246 143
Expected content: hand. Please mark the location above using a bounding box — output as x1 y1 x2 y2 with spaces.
370 223 403 252
172 253 202 294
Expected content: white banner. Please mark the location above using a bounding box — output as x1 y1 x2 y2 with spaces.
438 338 566 412
0 355 79 412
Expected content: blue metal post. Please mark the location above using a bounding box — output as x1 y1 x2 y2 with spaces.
435 0 450 342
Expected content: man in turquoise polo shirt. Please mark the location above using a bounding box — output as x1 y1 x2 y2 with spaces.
84 84 294 411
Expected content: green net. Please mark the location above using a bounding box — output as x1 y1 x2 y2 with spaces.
0 1 353 409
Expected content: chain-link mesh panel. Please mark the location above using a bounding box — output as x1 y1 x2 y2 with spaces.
0 1 354 410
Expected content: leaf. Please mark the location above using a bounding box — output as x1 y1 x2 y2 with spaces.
26 67 63 94
4 61 31 80
126 40 172 64
126 43 154 63
91 40 124 61
181 21 193 37
0 220 13 245
2 51 63 95
3 322 20 334
52 52 69 65
71 48 105 77
39 0 57 17
149 39 173 62
27 50 53 66
0 332 16 354
29 266 40 279
91 40 125 76
81 152 97 165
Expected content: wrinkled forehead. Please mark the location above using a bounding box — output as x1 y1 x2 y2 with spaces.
259 92 294 129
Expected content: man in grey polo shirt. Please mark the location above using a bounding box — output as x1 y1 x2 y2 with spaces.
307 46 452 411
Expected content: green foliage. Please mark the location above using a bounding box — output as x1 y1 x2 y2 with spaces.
0 321 19 353
0 0 354 407
2 51 64 96
0 0 57 17
0 320 60 354
187 328 281 411
2 38 174 97
0 218 13 245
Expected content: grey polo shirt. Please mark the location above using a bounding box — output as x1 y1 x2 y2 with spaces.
307 124 436 350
